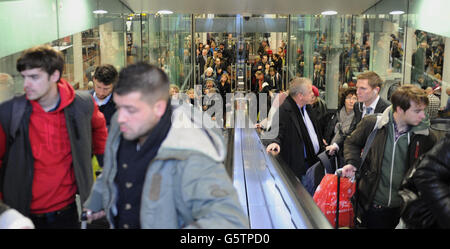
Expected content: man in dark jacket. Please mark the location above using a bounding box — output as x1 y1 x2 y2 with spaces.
341 84 436 228
264 66 281 91
196 49 210 76
266 77 324 181
327 71 390 155
409 133 450 228
0 45 107 229
91 64 118 127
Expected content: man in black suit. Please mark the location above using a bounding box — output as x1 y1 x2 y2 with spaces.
266 77 324 181
313 68 325 90
327 71 391 155
196 49 209 76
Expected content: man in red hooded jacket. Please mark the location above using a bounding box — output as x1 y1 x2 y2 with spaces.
0 45 107 229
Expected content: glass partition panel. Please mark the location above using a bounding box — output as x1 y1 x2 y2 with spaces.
406 1 446 91
365 0 448 110
0 0 58 59
0 0 129 98
141 15 149 64
193 14 238 88
126 13 143 64
289 15 319 81
289 10 408 109
242 15 288 91
54 36 76 88
0 50 26 101
193 14 287 92
407 0 449 110
81 28 100 87
147 14 192 89
97 17 127 72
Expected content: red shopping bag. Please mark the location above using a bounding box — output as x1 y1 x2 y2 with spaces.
313 174 356 228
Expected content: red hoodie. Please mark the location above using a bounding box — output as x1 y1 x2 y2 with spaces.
0 79 107 213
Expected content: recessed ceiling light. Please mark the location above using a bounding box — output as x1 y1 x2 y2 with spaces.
321 10 337 15
157 10 173 15
389 10 405 15
93 9 108 14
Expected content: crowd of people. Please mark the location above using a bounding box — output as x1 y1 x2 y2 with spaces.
0 34 449 230
411 30 445 89
164 36 289 127
294 32 372 89
264 70 449 229
195 35 287 93
0 45 248 229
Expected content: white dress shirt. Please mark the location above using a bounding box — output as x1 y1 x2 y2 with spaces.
299 105 320 155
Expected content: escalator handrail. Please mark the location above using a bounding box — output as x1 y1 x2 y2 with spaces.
258 132 332 229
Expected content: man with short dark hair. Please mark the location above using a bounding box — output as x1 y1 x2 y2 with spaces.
84 62 247 229
0 45 107 229
327 71 390 155
92 64 118 127
341 84 436 228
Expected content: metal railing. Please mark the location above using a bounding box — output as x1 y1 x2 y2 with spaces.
180 67 193 91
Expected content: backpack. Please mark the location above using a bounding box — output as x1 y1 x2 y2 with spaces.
0 96 27 193
303 151 338 196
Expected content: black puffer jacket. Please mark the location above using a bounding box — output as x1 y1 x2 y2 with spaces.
412 133 450 228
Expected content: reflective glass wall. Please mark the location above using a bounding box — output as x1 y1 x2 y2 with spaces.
1 0 448 109
289 0 449 109
192 14 288 91
289 13 409 109
0 0 130 103
147 14 192 89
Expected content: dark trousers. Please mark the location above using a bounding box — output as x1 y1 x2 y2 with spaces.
29 202 80 229
365 204 401 229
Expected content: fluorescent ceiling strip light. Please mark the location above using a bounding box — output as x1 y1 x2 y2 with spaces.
157 10 173 15
389 10 405 15
93 9 108 14
321 10 337 15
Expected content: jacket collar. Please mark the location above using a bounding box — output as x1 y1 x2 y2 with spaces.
156 104 226 162
378 105 430 136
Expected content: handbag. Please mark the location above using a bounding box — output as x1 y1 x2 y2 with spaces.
313 173 356 228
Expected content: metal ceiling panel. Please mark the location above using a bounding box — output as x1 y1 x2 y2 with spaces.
122 0 380 15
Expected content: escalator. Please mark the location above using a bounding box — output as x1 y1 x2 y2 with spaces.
224 99 332 229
